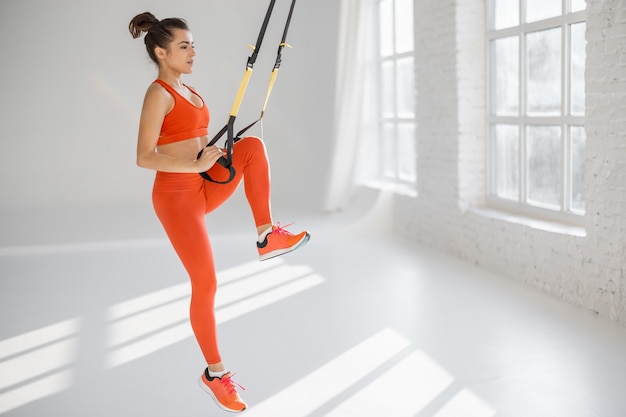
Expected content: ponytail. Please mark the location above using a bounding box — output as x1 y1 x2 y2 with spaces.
129 12 189 65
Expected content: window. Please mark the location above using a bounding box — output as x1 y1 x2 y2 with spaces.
487 0 586 221
376 0 416 190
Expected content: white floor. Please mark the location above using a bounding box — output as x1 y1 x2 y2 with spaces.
1 192 626 417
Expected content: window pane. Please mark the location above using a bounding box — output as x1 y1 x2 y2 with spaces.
379 0 393 57
571 0 586 13
398 122 416 181
527 28 562 116
488 1 586 216
396 56 415 118
381 61 394 117
492 36 520 115
381 122 396 178
493 124 520 200
527 125 561 208
492 0 519 30
570 126 586 213
395 0 414 53
570 22 586 116
376 0 416 187
526 0 562 22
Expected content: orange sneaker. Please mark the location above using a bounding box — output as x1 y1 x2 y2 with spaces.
257 223 310 261
198 369 247 413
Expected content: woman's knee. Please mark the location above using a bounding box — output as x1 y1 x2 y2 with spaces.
191 278 217 298
236 135 266 153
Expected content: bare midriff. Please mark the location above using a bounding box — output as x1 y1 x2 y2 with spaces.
156 135 208 161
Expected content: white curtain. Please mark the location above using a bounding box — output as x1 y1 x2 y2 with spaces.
322 0 378 212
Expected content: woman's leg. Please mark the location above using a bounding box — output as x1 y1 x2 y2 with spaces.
203 136 272 227
153 174 247 412
203 136 310 260
152 181 222 365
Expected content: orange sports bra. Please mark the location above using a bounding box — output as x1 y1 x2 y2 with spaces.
154 79 210 146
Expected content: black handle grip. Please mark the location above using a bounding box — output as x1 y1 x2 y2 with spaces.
197 149 236 184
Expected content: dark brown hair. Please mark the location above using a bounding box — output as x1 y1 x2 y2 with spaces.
129 12 190 65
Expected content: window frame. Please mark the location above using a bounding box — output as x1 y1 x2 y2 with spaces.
486 1 587 225
373 0 417 193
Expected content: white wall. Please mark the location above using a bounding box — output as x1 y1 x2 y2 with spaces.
396 0 626 324
0 0 339 212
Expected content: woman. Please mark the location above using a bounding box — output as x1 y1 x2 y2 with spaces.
129 11 309 413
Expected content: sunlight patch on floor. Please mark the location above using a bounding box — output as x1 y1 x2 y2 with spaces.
105 258 325 368
0 319 80 414
244 328 413 417
323 350 455 417
245 328 495 417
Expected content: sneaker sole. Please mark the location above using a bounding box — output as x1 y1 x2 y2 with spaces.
259 232 310 262
198 376 246 413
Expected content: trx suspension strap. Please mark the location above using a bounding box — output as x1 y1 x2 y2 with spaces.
235 0 297 139
197 0 297 184
197 0 276 184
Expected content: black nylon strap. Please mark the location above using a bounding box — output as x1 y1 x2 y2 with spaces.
276 0 297 70
198 124 233 184
248 0 276 68
198 153 236 184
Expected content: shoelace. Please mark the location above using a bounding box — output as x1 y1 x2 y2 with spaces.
273 222 295 236
219 373 246 395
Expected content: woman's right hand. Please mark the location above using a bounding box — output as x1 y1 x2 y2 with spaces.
195 146 225 172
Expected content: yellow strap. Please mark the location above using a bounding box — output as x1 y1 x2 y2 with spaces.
258 44 293 120
230 67 253 117
261 69 280 116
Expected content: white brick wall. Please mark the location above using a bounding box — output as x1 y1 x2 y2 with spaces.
395 0 626 324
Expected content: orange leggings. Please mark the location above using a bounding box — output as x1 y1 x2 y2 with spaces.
152 136 272 364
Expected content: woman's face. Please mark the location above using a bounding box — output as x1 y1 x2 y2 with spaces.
159 29 196 74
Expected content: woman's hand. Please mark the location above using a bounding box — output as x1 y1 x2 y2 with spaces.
195 146 225 172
